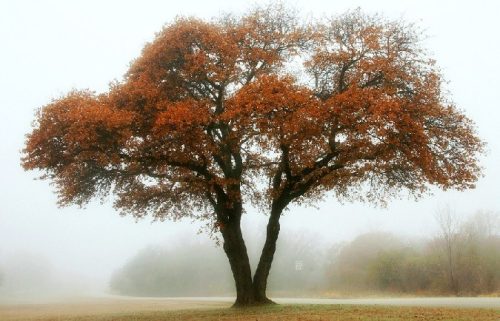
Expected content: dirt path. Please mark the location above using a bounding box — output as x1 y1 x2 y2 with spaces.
276 297 500 308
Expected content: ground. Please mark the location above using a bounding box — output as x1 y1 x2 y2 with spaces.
1 298 499 321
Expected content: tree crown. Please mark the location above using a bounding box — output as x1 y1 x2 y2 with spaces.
22 5 484 227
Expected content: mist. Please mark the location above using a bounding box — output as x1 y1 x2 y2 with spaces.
1 0 500 306
1 210 498 302
105 210 500 298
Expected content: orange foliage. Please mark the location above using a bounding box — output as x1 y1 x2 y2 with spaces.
22 8 483 224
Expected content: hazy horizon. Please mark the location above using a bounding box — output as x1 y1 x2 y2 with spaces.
1 0 499 302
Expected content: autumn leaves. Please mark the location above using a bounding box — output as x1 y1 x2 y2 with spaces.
23 6 483 215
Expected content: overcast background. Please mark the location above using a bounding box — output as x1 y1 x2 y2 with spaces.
0 0 499 298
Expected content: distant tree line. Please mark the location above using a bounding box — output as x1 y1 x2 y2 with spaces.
110 211 500 297
110 241 234 296
328 211 500 295
110 230 328 297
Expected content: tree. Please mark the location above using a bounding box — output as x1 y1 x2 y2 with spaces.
327 232 403 291
434 206 461 294
110 242 234 297
433 209 500 294
22 4 484 306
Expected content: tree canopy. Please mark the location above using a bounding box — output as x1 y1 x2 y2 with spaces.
22 4 484 306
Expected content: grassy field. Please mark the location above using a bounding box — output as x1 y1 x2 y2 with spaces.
1 302 499 321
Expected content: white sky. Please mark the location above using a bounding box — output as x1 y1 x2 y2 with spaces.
0 0 499 289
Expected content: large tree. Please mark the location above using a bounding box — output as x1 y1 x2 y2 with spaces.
22 5 483 306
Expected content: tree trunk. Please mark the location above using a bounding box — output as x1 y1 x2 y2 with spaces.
220 214 254 307
252 204 283 304
221 203 285 307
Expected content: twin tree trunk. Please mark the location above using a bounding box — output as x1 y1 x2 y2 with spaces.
220 204 283 307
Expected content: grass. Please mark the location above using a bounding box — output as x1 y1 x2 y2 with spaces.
1 303 499 321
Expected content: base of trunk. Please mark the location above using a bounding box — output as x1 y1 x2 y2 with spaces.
232 296 277 308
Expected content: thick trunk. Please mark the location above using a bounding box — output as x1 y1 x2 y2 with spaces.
252 205 283 303
221 203 285 307
221 216 254 306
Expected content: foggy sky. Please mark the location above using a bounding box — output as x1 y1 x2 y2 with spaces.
0 0 499 295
